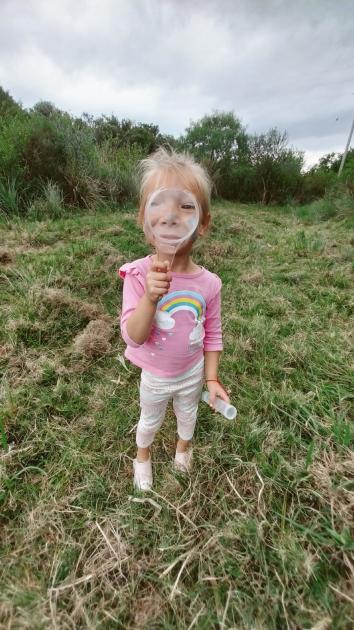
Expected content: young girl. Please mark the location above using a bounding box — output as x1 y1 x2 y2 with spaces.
118 147 230 490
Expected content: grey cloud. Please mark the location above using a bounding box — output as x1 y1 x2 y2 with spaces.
0 0 353 165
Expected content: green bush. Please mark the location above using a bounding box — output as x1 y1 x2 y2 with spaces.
300 168 337 202
284 184 354 222
213 163 257 201
0 87 22 120
0 111 103 210
0 105 142 215
0 111 32 183
96 144 140 203
299 151 354 205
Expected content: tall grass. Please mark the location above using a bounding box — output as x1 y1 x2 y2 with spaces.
0 176 21 215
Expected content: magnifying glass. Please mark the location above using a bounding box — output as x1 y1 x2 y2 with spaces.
144 187 200 268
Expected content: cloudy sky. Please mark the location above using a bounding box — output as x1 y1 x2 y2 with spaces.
1 0 353 167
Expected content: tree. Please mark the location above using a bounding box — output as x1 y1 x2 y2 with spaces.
91 115 167 154
248 128 304 204
301 149 354 201
311 149 354 174
31 101 62 118
0 87 22 121
180 111 248 176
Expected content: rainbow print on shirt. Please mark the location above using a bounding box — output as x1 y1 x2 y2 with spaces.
153 290 206 347
158 290 206 322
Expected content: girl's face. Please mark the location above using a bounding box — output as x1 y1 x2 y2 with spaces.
143 171 209 252
147 188 199 245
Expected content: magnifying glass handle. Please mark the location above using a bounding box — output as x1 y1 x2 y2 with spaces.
156 245 177 274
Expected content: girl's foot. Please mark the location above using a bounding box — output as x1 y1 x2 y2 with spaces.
133 457 153 491
174 447 193 473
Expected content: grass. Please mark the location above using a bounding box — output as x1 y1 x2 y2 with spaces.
0 201 353 628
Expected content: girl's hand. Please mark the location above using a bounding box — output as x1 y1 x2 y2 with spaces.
206 380 230 409
145 259 171 304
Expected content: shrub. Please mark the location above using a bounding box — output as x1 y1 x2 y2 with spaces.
299 168 337 202
0 87 22 120
247 129 304 204
0 111 32 185
0 110 105 210
287 184 354 222
213 163 258 201
96 144 140 204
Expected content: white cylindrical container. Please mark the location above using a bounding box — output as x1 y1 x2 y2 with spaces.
201 391 237 420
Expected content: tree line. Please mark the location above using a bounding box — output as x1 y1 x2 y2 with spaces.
0 86 353 218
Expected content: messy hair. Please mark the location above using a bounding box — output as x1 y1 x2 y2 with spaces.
137 146 211 226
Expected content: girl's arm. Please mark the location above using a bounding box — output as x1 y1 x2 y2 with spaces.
204 350 221 380
126 294 157 345
123 260 171 346
204 350 230 405
203 280 229 406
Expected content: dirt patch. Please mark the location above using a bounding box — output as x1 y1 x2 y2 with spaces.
5 352 46 387
229 219 254 235
0 248 14 264
40 288 113 322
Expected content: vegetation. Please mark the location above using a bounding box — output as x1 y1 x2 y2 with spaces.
1 87 353 220
0 200 353 627
0 87 353 624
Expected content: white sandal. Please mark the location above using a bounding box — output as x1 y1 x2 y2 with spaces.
133 457 153 491
174 447 193 473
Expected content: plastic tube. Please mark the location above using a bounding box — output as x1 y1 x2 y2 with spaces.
201 391 237 420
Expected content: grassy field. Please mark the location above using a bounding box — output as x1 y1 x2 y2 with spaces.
0 201 353 629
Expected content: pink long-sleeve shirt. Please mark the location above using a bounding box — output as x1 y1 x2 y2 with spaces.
118 255 223 377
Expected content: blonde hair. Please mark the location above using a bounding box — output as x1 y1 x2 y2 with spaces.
137 146 211 227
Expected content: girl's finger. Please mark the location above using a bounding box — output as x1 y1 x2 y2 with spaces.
219 390 230 404
150 271 170 281
209 393 216 407
152 280 170 288
151 260 169 273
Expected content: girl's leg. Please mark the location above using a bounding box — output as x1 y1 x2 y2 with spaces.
136 399 169 455
172 377 203 473
133 372 171 490
136 371 170 454
172 372 204 452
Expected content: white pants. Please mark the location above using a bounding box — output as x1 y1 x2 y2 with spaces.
136 357 205 448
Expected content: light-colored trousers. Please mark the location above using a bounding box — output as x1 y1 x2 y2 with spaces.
136 357 204 448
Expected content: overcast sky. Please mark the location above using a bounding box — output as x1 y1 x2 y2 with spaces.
1 0 353 167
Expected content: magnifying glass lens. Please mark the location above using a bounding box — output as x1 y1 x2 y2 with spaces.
144 188 200 255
